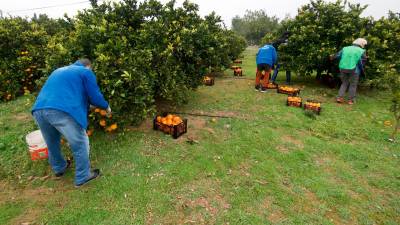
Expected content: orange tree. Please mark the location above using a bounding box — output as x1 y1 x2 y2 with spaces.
274 0 371 77
0 15 72 101
0 17 47 101
262 2 399 139
44 0 246 126
367 13 400 140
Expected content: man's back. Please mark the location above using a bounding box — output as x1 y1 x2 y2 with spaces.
256 45 277 66
32 61 108 128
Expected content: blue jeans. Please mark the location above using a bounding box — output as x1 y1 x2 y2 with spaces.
32 109 91 185
271 64 291 83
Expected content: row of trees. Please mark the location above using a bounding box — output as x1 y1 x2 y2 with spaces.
232 10 280 45
0 0 246 126
255 0 399 139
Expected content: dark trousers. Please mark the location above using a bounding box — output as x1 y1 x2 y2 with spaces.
338 71 359 100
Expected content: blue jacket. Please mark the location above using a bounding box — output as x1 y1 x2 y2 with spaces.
256 45 277 66
32 61 109 129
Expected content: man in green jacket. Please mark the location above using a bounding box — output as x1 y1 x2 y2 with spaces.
333 38 367 105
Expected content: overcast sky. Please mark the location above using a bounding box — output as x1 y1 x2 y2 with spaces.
1 0 399 27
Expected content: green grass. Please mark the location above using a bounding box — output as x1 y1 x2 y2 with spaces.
0 47 399 224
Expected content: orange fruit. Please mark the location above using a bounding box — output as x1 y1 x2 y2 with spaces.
110 123 118 130
99 119 106 127
95 108 100 113
173 117 182 125
100 110 107 116
157 116 162 123
166 114 174 120
161 118 167 124
87 129 94 136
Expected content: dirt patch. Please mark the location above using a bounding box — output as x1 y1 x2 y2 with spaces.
276 145 290 153
301 189 321 214
187 116 207 129
13 113 31 122
282 135 304 148
176 110 249 120
268 210 286 224
255 196 286 223
276 135 304 153
228 161 252 178
314 155 336 168
212 110 248 119
4 187 53 225
1 182 74 225
159 179 230 225
126 118 154 132
325 209 345 225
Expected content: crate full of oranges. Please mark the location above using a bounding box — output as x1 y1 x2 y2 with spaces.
203 76 215 86
287 96 302 107
277 86 300 96
266 83 278 89
153 114 187 139
230 65 240 70
233 67 243 76
303 100 322 114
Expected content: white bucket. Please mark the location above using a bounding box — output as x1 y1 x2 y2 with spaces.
26 130 48 160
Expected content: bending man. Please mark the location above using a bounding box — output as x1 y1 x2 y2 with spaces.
255 44 277 92
32 59 110 187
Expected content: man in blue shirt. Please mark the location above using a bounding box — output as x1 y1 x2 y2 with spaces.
255 44 277 92
32 59 110 187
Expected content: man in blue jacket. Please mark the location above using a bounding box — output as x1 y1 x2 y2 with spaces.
32 59 110 187
255 44 277 92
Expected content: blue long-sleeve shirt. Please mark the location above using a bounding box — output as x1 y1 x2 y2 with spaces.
256 44 277 66
32 61 109 128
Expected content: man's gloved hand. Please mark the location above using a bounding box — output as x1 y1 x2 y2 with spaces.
106 106 112 117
